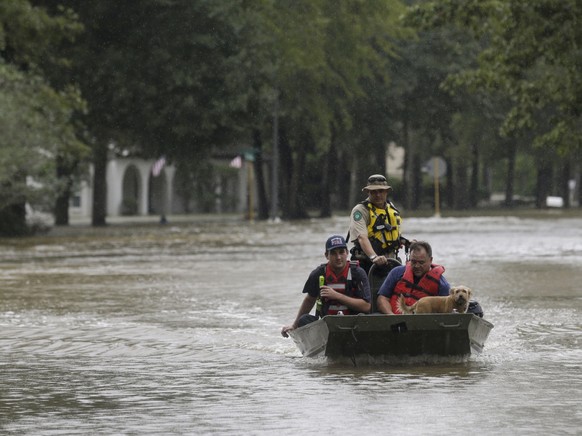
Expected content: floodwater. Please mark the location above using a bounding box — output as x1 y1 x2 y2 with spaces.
1 214 581 435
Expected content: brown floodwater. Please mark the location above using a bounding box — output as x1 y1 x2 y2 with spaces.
1 215 581 435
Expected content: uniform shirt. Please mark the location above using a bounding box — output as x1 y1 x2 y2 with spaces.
348 202 371 250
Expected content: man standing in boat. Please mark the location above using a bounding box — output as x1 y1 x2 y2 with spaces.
376 240 450 314
348 174 404 273
281 235 371 337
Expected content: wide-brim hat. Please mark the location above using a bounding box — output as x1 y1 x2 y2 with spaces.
362 174 392 192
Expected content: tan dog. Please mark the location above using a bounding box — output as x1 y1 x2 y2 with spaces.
397 285 472 314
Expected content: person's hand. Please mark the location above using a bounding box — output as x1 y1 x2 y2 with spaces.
372 255 388 266
319 285 339 300
281 325 294 338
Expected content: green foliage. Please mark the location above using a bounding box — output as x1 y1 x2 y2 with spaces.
209 0 408 144
61 0 411 217
4 0 578 229
0 0 82 71
409 0 582 155
0 63 82 209
0 0 88 234
61 0 248 155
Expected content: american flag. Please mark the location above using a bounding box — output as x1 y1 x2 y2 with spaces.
152 156 166 177
229 155 242 169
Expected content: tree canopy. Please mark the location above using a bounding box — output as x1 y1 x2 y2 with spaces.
1 0 581 235
408 0 582 154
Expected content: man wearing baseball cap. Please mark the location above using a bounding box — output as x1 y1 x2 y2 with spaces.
281 235 371 337
347 174 403 273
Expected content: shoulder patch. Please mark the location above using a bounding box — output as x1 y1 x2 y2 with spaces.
353 210 363 221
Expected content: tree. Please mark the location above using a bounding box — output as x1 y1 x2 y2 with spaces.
58 0 251 225
0 0 87 235
235 0 407 219
408 0 582 156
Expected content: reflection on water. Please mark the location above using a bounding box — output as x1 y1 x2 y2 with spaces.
1 216 581 435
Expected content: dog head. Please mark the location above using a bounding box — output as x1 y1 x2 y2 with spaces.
450 285 472 311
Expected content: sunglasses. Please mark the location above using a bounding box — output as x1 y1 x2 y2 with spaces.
368 176 387 183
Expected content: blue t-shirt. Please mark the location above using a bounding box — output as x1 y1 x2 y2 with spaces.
377 265 450 298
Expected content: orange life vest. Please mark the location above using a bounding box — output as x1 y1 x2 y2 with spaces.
389 263 445 314
319 262 358 316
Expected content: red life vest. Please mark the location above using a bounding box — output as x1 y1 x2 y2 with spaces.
321 262 357 315
389 263 445 314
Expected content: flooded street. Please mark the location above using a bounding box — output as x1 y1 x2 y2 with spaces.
1 214 581 435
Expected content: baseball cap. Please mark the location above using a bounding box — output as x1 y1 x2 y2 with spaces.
325 235 347 252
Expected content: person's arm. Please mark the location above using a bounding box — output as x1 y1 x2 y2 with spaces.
376 266 403 314
281 295 317 337
349 205 376 260
356 234 376 259
376 294 394 314
319 286 370 314
437 275 451 296
356 233 391 267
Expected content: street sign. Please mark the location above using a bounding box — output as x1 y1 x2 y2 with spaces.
423 157 447 179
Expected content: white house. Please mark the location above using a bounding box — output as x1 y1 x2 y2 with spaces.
69 156 248 219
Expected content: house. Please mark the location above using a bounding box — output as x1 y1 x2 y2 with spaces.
69 155 249 220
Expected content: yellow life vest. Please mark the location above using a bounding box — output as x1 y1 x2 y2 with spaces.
365 201 401 252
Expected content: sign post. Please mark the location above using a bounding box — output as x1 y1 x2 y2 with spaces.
423 157 447 218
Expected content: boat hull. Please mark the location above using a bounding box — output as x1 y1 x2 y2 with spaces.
288 313 493 359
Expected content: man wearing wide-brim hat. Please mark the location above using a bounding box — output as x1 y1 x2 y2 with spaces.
347 174 403 273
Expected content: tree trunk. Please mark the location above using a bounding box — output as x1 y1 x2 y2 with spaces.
0 203 27 236
287 136 309 220
279 126 293 219
0 170 27 235
482 160 492 201
348 156 359 210
252 129 270 220
319 125 337 218
92 142 108 226
503 141 516 208
559 158 570 209
469 142 479 208
54 185 71 226
412 151 422 210
456 165 470 209
535 157 552 209
444 158 454 209
374 138 386 176
402 114 413 210
54 156 75 226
